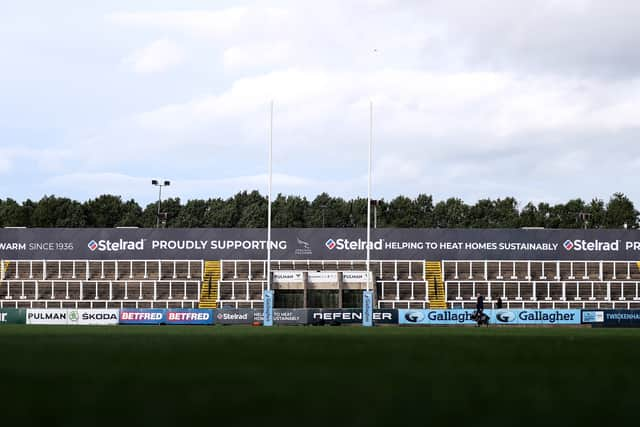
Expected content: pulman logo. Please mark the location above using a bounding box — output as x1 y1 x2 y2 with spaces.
404 311 425 323
88 240 98 251
325 239 336 250
495 310 516 323
563 240 574 251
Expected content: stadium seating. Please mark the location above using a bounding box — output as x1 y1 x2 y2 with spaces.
2 258 639 310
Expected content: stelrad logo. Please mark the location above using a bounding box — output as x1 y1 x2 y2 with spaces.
562 239 619 252
87 239 145 252
88 240 98 251
325 239 336 250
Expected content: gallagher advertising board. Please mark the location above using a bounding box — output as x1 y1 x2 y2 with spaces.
4 228 640 261
399 309 581 325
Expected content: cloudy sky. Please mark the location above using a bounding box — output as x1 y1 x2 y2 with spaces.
1 0 639 206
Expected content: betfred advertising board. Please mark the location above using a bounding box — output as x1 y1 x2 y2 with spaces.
0 308 27 324
165 309 214 325
119 309 165 325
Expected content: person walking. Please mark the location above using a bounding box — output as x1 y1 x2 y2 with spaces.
476 293 484 315
496 296 503 309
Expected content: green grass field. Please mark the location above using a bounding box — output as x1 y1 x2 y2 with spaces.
1 325 638 426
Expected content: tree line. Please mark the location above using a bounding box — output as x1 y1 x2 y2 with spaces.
0 192 636 229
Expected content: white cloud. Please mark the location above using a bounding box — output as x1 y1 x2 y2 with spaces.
124 39 184 73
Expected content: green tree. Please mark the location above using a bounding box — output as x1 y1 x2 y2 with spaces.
605 193 637 228
30 195 86 227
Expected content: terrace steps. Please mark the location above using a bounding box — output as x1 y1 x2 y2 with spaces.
199 261 220 309
425 261 447 309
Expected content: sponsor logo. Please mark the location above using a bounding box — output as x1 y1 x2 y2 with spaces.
166 312 210 322
404 311 425 323
562 239 619 252
324 238 383 251
312 311 393 321
120 311 162 321
69 310 79 322
88 239 145 252
582 311 604 323
0 313 6 322
216 312 249 320
295 237 313 256
28 311 67 320
495 310 516 322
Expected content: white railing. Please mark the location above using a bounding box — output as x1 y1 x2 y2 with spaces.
0 299 198 309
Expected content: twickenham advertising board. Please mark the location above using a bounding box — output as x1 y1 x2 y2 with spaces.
3 228 640 261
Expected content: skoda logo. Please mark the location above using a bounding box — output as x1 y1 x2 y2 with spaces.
69 310 79 322
404 311 425 323
495 310 516 323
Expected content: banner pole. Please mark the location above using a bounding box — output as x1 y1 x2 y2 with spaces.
264 100 274 327
363 101 373 327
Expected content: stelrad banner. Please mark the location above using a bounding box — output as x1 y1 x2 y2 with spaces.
26 309 120 325
399 309 581 325
4 228 640 261
165 309 214 325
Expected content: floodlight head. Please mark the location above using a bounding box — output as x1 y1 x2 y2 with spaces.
164 180 171 186
151 179 158 185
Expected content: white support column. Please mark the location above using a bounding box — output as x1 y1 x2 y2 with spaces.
49 281 54 299
380 282 385 299
502 282 506 299
234 261 238 279
526 261 531 280
395 281 400 300
85 260 89 280
29 261 33 279
456 282 461 300
635 282 639 300
20 281 26 299
65 281 69 300
497 261 503 280
484 261 487 280
101 261 105 279
511 262 517 280
583 261 589 280
139 282 143 300
80 281 83 300
590 282 595 300
606 281 611 301
540 262 546 280
15 261 19 279
109 281 113 300
408 262 413 280
546 282 551 301
569 262 575 280
173 261 177 279
394 261 398 280
627 262 631 280
115 262 119 280
124 281 128 300
468 261 473 279
555 261 560 280
43 260 47 279
613 262 617 280
183 281 187 300
187 261 192 279
129 261 134 279
231 281 236 300
94 281 99 300
599 261 603 281
619 282 624 301
34 280 38 300
561 282 566 300
168 281 173 300
158 261 161 280
248 262 252 280
153 280 157 301
487 281 492 300
516 281 522 300
58 261 62 279
246 281 250 301
454 262 459 280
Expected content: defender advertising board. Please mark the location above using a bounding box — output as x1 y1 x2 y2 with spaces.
399 309 581 325
3 228 640 261
308 309 398 325
0 308 27 324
